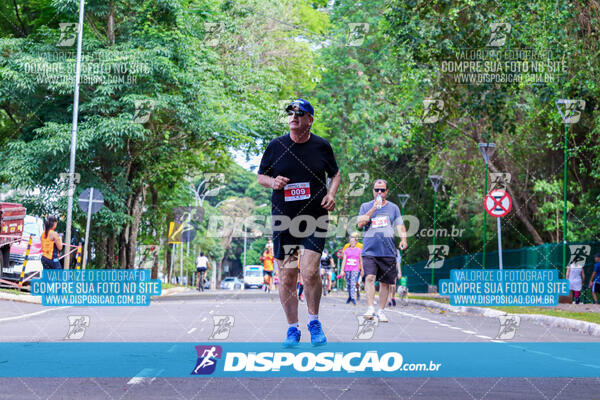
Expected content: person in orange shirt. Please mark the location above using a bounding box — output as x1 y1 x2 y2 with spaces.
261 241 275 292
41 215 63 270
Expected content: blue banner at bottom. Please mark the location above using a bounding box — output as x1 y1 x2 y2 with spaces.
1 342 599 377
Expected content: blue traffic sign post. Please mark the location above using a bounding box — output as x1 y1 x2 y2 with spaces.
484 189 512 270
78 188 104 269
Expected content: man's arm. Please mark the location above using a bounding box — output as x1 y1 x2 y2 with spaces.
321 170 341 211
257 174 289 190
396 223 407 250
357 204 376 229
590 271 596 286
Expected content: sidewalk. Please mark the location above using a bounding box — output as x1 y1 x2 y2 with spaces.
0 286 190 304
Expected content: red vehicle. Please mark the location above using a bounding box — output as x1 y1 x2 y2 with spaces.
9 215 45 281
0 202 26 279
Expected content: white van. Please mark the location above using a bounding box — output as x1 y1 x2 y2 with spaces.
243 265 264 289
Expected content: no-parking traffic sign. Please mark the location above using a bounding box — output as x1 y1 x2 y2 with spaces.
484 189 512 218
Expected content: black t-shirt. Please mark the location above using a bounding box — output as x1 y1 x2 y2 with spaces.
320 254 333 268
258 133 339 217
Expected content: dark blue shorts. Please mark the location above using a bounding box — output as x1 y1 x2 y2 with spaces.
41 257 62 270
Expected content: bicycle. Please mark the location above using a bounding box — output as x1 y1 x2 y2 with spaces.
197 269 207 292
320 269 329 296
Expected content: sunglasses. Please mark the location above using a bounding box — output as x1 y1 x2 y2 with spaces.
373 188 387 193
286 109 306 117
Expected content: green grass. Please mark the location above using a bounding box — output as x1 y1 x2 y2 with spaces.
161 283 194 290
489 307 600 325
408 295 600 325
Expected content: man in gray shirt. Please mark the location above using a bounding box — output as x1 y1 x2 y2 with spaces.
357 179 407 322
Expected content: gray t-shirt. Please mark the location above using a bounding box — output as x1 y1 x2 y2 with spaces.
359 200 404 257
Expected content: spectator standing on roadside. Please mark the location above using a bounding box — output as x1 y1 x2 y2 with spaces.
567 260 585 304
588 253 600 304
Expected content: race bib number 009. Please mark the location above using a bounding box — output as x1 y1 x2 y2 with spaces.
371 215 389 228
284 182 311 202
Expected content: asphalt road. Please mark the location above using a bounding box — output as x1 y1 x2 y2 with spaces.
0 289 598 399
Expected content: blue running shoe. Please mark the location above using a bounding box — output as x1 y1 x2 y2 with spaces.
283 327 301 348
307 320 327 346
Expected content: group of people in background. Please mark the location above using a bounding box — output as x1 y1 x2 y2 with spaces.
567 252 600 304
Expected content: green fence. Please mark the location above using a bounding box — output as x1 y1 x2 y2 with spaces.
403 242 600 302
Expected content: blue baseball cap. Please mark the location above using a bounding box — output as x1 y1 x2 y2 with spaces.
286 99 314 116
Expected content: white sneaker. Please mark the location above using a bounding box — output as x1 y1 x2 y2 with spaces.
377 309 389 323
363 306 376 320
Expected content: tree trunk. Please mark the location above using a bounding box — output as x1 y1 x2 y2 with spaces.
126 185 147 269
107 2 116 46
489 162 544 245
106 232 116 268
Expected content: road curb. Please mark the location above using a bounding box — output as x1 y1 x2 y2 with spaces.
409 299 600 337
0 291 41 304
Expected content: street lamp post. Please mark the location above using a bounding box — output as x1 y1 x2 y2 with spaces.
555 99 585 278
428 176 442 288
478 143 496 269
64 0 86 269
397 194 410 273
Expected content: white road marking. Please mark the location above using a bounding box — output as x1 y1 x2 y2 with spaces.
554 357 575 362
187 328 196 334
127 368 163 385
0 306 72 323
387 306 496 341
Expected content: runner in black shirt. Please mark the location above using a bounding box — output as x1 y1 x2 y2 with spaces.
257 99 341 347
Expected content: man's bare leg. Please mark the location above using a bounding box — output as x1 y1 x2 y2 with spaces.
277 257 299 324
299 249 322 316
365 275 376 307
378 282 390 311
